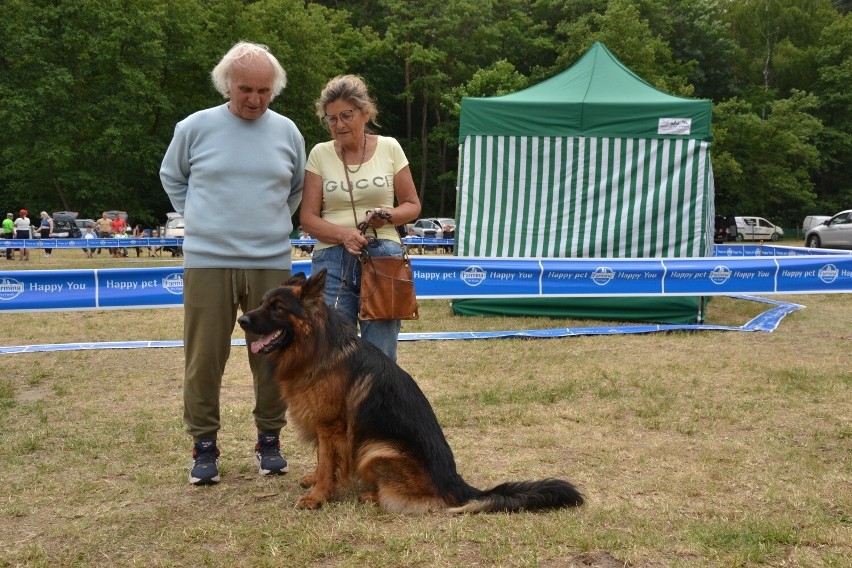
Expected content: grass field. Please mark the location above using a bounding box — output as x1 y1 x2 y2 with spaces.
0 248 850 567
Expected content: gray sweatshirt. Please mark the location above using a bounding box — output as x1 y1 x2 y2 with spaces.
160 103 305 269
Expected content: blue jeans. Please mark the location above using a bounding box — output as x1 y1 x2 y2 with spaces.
311 241 402 361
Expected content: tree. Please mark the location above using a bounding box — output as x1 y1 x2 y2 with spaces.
812 13 852 210
1 0 849 226
370 0 553 216
0 0 177 224
724 0 838 104
664 0 738 100
712 92 823 226
553 0 693 96
0 0 351 226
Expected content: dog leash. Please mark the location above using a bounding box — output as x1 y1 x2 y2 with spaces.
333 143 380 310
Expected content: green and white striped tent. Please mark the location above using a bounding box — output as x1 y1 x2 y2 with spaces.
453 42 715 323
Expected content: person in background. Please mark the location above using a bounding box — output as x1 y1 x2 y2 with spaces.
113 227 129 258
149 229 160 257
160 41 305 487
3 213 14 260
405 227 423 255
296 226 313 257
111 214 127 237
132 224 144 257
300 74 421 362
442 224 455 254
38 211 54 257
83 225 96 258
95 212 113 255
14 209 31 261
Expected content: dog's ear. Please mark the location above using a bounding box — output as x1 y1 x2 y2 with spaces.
300 268 327 299
285 272 308 287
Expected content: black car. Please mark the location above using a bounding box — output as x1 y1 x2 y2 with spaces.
714 215 736 244
49 212 83 239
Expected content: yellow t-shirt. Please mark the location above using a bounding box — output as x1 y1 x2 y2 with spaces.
306 136 408 251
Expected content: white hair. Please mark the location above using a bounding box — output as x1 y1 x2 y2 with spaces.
211 42 287 99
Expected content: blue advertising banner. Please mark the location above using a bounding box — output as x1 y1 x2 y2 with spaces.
3 250 852 312
661 258 778 295
2 236 448 251
411 258 541 297
97 268 186 308
0 269 97 310
774 256 852 293
0 237 183 249
0 294 807 354
541 259 664 297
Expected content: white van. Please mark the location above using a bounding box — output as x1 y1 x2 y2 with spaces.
802 215 831 234
733 216 784 241
163 212 184 256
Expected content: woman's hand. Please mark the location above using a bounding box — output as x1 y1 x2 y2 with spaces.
343 227 369 256
363 208 392 230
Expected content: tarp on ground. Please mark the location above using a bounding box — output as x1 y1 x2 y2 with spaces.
454 41 715 322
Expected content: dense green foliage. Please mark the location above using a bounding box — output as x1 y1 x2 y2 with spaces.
1 0 849 229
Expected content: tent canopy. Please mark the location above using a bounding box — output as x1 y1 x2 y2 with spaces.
453 42 715 323
459 42 711 141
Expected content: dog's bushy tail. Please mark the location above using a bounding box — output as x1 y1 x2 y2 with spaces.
446 478 584 514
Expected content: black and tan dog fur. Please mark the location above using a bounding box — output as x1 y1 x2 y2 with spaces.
238 270 584 514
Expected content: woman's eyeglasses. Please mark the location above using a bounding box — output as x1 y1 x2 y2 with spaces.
323 109 357 126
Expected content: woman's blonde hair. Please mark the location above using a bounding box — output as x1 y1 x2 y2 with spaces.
315 75 378 127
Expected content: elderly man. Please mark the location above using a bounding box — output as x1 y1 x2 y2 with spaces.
160 42 306 486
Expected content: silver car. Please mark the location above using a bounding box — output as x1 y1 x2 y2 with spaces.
805 209 852 249
411 218 444 239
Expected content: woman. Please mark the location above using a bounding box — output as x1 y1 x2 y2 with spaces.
300 75 421 361
38 211 54 257
132 224 144 256
14 209 31 261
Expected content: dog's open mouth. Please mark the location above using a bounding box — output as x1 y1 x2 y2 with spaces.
250 329 286 354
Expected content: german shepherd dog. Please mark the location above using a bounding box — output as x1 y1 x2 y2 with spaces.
237 270 584 514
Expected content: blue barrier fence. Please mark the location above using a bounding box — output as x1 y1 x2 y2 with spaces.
1 244 851 312
1 237 183 250
0 237 451 250
0 294 804 354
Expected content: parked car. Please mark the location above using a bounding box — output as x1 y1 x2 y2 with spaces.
804 209 852 249
410 218 455 239
733 216 784 242
74 218 96 234
435 217 455 229
103 210 128 221
163 212 184 256
802 215 831 235
49 211 83 238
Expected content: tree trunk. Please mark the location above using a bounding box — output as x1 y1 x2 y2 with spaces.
405 58 412 141
419 91 428 204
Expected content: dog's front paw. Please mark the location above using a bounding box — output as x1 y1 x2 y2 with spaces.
358 491 379 504
296 495 323 510
299 473 317 488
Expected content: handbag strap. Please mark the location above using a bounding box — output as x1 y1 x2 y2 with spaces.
342 153 361 231
341 141 401 245
334 142 409 309
341 145 377 240
332 146 363 310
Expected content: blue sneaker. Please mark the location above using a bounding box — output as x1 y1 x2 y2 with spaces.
255 432 288 476
190 438 220 485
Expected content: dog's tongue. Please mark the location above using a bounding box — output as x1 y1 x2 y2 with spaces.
251 333 277 354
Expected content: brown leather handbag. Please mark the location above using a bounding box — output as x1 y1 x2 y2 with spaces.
358 251 419 321
342 148 419 321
